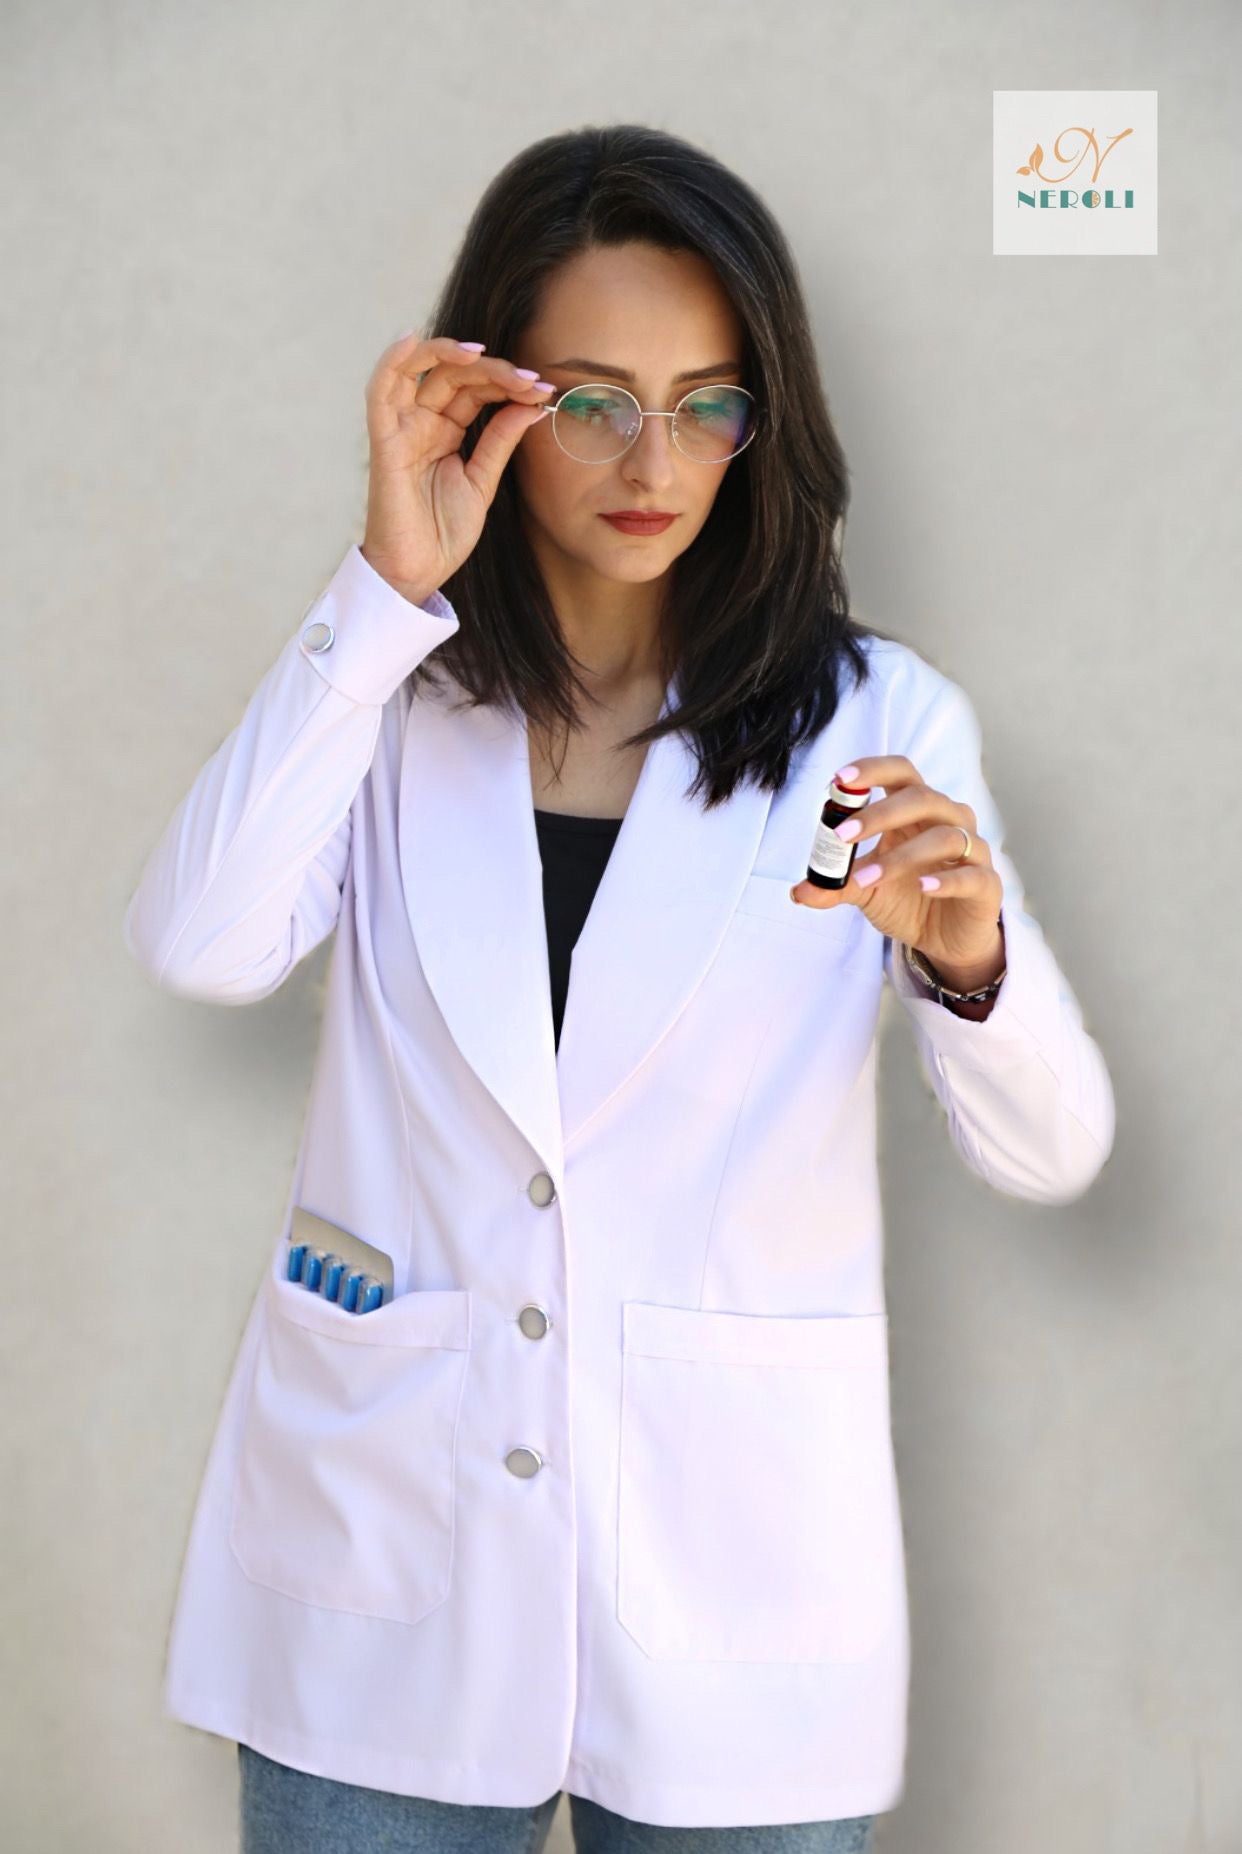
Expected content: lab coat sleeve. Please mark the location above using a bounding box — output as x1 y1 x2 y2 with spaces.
123 544 460 1005
881 673 1115 1205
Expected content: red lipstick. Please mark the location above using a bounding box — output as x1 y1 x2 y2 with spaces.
600 511 677 536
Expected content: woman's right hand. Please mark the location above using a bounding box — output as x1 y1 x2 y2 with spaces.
360 334 555 607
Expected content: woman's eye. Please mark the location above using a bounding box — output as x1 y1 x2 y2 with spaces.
565 396 614 421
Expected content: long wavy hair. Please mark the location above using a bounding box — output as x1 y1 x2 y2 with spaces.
409 123 888 809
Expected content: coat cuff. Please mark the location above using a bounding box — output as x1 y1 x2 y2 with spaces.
886 897 1072 1074
295 544 460 708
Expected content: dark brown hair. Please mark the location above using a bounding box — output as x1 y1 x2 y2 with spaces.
411 123 885 809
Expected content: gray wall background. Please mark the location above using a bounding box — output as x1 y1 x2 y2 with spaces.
4 2 1238 1849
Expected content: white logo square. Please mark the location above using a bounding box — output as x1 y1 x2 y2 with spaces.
993 90 1157 255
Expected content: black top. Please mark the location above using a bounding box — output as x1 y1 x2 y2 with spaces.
533 807 624 1051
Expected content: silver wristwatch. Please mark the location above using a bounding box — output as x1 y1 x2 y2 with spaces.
902 933 1007 1005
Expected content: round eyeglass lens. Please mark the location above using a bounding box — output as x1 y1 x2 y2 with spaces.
551 385 754 463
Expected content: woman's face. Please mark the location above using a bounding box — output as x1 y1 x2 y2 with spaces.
509 242 747 596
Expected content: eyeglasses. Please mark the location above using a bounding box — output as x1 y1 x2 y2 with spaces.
531 383 758 465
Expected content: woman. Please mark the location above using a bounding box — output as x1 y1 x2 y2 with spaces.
125 125 1115 1852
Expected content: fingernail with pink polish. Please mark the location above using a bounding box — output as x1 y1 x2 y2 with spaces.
854 863 882 887
834 818 861 841
836 764 860 782
919 875 940 891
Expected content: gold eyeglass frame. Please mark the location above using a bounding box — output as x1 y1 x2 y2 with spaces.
530 383 759 465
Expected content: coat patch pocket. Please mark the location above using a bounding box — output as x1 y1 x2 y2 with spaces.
733 872 869 958
617 1301 903 1664
228 1246 471 1626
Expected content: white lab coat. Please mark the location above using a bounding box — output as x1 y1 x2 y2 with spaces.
124 543 1115 1829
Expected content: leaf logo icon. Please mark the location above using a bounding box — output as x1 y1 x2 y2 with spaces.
1016 142 1043 177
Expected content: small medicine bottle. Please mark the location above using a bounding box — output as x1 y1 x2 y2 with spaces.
805 778 873 889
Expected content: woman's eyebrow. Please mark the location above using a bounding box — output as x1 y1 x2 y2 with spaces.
543 357 742 382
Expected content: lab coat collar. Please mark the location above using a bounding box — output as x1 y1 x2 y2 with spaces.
398 671 775 1166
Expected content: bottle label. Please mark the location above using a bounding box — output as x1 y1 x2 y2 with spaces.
807 819 854 879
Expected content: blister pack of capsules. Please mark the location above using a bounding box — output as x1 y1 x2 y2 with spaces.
284 1204 395 1314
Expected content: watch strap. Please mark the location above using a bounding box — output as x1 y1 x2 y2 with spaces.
902 930 1007 1004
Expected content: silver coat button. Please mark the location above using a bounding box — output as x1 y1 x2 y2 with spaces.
505 1446 544 1478
527 1171 556 1207
517 1304 551 1339
302 619 335 653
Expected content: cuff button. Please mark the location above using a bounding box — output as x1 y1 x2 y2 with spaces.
302 620 335 654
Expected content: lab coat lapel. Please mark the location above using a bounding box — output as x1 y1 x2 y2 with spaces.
554 678 774 1146
398 673 775 1160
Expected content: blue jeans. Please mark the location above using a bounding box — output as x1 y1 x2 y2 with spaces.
238 1743 878 1852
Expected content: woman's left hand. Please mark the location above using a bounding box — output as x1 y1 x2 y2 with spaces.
790 755 1006 981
